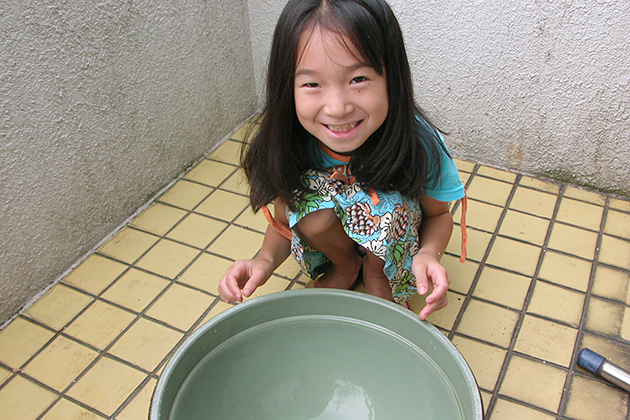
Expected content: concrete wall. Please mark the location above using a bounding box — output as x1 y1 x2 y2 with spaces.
0 0 257 324
248 0 630 195
247 0 283 109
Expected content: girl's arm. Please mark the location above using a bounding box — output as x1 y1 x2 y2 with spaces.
412 195 454 320
218 199 292 303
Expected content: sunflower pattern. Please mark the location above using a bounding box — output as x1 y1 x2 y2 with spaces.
288 166 423 303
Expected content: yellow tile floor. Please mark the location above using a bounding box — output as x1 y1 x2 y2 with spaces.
2 114 630 419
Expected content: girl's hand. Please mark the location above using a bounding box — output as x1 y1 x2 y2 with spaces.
218 259 275 303
219 199 292 303
412 251 451 320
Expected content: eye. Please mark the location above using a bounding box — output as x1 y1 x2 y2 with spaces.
351 76 368 84
302 82 320 88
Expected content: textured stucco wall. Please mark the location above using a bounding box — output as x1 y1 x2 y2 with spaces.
247 0 283 107
248 0 630 195
399 0 629 195
0 0 256 324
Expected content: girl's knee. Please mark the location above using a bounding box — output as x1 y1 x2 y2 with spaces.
362 248 386 276
295 209 339 238
362 249 393 301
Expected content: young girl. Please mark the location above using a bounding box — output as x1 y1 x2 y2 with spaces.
218 0 466 320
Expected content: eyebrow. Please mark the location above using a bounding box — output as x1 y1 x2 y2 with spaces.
295 62 371 77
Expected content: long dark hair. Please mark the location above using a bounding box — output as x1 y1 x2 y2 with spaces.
243 0 446 212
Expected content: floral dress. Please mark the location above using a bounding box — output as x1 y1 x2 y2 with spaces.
288 161 423 303
264 137 466 304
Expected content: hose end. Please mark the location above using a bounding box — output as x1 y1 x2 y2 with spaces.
578 348 606 374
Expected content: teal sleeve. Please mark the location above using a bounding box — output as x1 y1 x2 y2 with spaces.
425 134 466 202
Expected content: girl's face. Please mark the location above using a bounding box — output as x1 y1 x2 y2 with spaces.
294 26 388 154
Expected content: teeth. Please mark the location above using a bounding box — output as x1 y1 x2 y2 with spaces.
326 122 358 132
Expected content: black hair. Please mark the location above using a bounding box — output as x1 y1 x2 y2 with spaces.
243 0 447 212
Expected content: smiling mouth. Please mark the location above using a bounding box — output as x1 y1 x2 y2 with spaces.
324 121 362 133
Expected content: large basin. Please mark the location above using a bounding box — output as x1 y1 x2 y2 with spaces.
151 289 483 419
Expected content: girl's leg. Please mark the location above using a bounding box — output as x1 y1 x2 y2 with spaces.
361 249 394 301
294 209 362 289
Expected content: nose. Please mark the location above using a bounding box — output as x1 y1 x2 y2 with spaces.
324 88 353 118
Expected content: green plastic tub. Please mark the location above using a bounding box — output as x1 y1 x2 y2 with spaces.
151 289 483 419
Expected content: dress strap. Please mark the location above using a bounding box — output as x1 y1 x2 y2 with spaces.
262 205 293 240
367 189 380 206
459 191 468 263
328 165 380 205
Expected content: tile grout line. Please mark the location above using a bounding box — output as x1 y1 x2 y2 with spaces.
146 160 242 239
491 393 559 417
447 168 520 337
483 178 565 418
57 257 221 323
31 381 109 420
556 195 612 419
8 328 160 420
444 163 490 332
445 166 523 412
110 296 231 420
